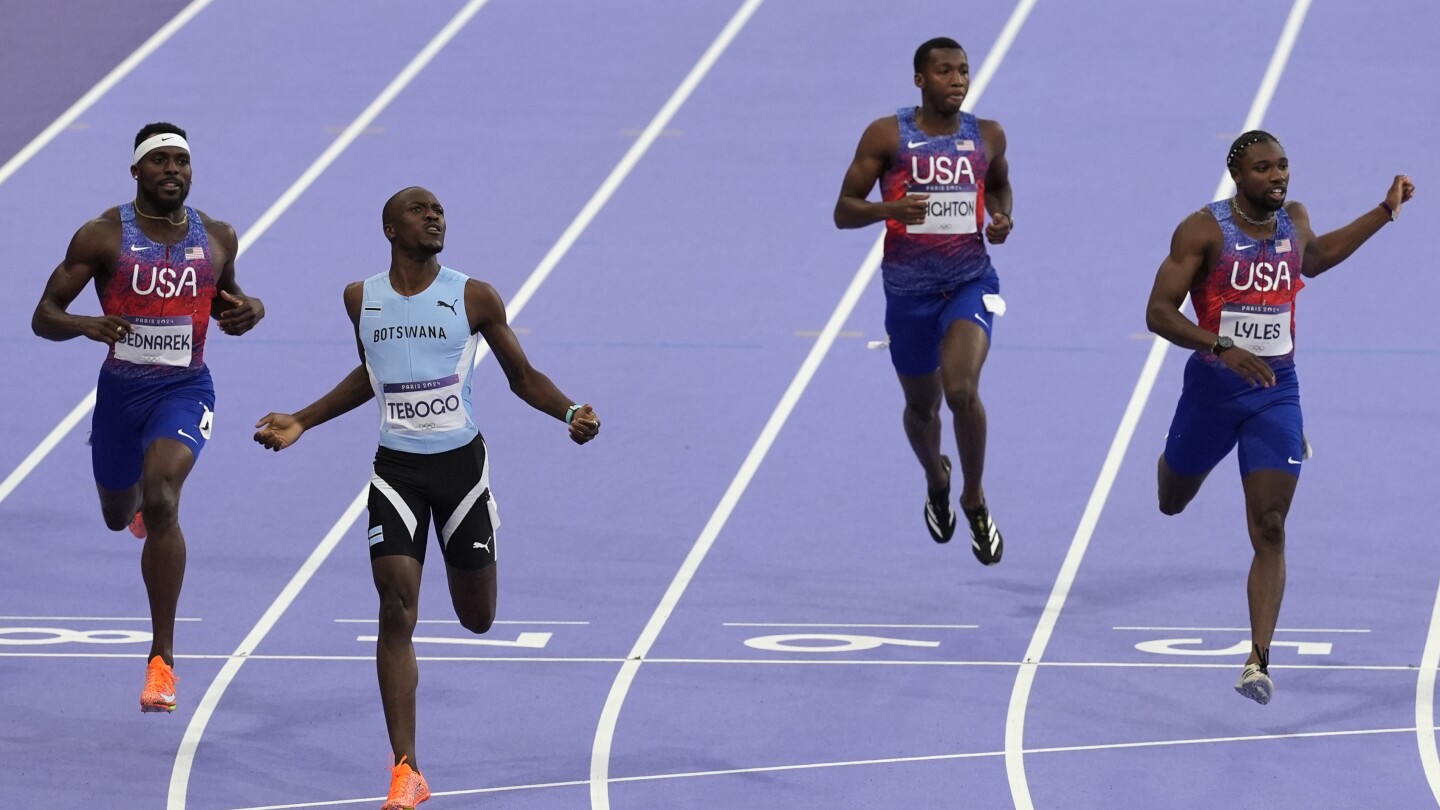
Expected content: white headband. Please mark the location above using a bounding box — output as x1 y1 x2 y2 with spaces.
133 133 191 164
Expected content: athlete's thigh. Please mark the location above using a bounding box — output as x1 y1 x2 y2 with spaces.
368 449 436 567
140 437 198 496
1235 376 1304 479
936 270 999 382
141 375 216 469
91 373 145 492
1163 358 1241 477
431 437 500 573
885 290 945 377
1240 468 1299 524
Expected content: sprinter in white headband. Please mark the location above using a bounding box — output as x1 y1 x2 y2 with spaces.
31 121 265 716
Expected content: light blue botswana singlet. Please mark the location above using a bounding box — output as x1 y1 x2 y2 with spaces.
360 266 479 453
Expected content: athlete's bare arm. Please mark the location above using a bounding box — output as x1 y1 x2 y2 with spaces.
466 278 599 445
1146 211 1275 388
979 118 1012 244
32 213 131 344
201 214 264 335
253 282 375 451
1289 175 1416 278
833 116 928 229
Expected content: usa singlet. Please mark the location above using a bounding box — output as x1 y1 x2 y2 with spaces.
360 267 479 454
100 204 217 379
1192 200 1305 368
879 107 995 295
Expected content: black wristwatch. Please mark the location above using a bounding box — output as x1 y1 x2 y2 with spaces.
1211 336 1235 355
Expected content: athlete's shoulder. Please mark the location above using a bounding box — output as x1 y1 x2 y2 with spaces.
195 209 238 244
1174 207 1224 248
861 114 901 144
70 208 122 255
1282 199 1311 222
977 118 1006 153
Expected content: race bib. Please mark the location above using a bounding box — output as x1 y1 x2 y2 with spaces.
114 315 192 367
907 190 979 235
1219 303 1293 357
382 375 467 436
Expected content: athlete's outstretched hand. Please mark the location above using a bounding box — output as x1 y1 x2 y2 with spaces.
1385 174 1416 218
986 211 1013 245
80 315 134 345
253 412 305 451
887 194 930 226
1219 348 1275 389
218 290 265 336
568 404 601 445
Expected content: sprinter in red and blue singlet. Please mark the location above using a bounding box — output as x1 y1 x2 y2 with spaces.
32 122 264 713
835 37 1014 564
1146 130 1415 706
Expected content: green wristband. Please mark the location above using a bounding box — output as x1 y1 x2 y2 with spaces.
565 404 580 424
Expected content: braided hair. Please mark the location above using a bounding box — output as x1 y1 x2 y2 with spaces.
1226 130 1279 169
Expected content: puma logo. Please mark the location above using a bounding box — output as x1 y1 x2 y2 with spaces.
436 299 458 314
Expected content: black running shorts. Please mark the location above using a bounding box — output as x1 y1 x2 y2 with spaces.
367 435 500 570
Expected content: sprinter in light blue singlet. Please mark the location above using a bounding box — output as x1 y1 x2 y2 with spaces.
252 187 601 807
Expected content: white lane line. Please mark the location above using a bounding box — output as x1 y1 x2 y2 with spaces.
0 652 1424 672
165 2 498 807
723 622 978 629
1002 3 1314 808
1114 625 1370 633
225 725 1415 810
0 0 215 188
587 2 1031 806
0 615 200 621
333 618 590 625
1416 574 1440 801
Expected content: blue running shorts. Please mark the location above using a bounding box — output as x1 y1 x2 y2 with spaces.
91 367 216 491
883 269 1000 377
1163 355 1304 479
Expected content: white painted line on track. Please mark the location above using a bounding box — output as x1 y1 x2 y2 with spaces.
2 645 1428 671
333 618 590 625
1002 3 1314 808
164 2 498 807
587 2 1031 806
1416 575 1440 801
723 622 978 629
225 725 1416 810
0 615 200 621
0 0 215 188
1114 625 1370 633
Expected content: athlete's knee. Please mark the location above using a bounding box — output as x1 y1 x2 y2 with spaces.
139 485 181 531
1157 493 1187 516
903 397 941 423
102 508 133 532
458 610 494 635
1250 510 1287 550
376 584 418 633
942 378 981 413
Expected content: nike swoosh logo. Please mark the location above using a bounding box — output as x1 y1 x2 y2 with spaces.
130 244 152 252
973 313 987 325
1236 243 1255 251
907 139 928 148
159 692 175 702
177 429 196 441
1287 457 1302 465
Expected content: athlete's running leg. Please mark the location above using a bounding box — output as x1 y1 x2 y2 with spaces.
97 482 143 531
1156 455 1212 516
938 319 990 511
896 372 948 493
138 437 195 665
446 563 497 635
1239 469 1298 665
373 555 424 769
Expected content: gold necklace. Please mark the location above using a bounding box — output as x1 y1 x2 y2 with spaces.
134 202 187 227
1230 196 1276 227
